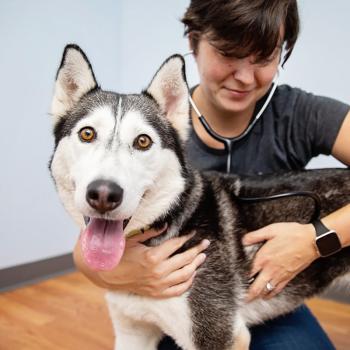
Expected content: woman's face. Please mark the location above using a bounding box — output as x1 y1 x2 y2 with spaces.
193 36 282 115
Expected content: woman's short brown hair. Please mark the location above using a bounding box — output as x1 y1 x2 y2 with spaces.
181 0 299 65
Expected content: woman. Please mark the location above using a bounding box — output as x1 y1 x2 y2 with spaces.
74 1 350 349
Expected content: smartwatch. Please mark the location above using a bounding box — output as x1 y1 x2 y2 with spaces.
312 219 342 257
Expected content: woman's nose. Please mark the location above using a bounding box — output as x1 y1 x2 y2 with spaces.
231 59 255 85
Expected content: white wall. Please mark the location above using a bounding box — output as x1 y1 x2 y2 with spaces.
0 0 349 269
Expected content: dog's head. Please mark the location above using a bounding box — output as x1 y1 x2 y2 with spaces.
49 44 190 270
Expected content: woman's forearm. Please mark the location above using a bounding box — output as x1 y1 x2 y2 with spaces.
320 204 350 248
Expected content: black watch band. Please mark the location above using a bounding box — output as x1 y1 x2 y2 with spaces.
312 219 342 257
312 219 330 237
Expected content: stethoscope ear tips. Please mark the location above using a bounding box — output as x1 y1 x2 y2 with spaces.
183 51 194 57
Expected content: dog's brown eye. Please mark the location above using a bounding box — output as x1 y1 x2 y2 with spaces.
134 134 153 150
79 127 96 143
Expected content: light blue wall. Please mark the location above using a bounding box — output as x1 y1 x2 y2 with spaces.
0 0 190 269
0 0 122 268
0 1 349 268
115 0 191 93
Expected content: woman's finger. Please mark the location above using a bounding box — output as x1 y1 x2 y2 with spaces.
159 239 210 275
144 232 196 264
246 271 276 302
242 226 275 246
264 279 290 299
159 271 197 299
249 251 265 278
160 253 207 288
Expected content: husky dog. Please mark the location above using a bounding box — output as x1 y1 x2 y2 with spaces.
49 44 350 350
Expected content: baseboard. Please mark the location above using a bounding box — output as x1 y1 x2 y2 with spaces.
322 279 350 304
0 253 75 293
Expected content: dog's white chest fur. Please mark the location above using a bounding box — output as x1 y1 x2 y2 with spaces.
106 291 195 350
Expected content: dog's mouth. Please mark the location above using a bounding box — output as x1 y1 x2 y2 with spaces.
80 218 130 271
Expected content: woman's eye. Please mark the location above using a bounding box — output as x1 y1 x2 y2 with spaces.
256 51 279 66
260 57 275 65
218 50 230 57
133 134 153 151
78 127 96 143
255 59 272 67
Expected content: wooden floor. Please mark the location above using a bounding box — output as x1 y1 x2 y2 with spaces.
0 272 350 350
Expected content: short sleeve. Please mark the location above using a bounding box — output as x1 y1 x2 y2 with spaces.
288 89 349 163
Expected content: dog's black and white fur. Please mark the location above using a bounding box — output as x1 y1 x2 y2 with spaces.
49 45 350 350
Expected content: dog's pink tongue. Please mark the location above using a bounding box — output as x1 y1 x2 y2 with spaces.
81 219 125 271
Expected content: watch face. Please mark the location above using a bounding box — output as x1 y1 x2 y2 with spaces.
316 231 342 257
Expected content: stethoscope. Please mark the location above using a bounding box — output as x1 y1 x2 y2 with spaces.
183 50 281 174
181 50 322 258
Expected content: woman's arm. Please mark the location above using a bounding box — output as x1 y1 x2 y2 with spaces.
314 109 350 248
321 109 350 247
244 110 350 301
332 110 350 165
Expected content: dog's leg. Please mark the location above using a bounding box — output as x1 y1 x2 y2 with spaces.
231 314 250 350
106 292 162 350
105 291 197 350
112 317 162 350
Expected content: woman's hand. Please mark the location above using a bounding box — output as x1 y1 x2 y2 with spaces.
243 222 319 302
74 226 209 298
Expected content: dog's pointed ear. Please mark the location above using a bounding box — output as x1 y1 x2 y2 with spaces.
146 55 189 142
51 44 98 123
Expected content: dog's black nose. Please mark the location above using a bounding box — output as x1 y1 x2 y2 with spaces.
86 180 123 214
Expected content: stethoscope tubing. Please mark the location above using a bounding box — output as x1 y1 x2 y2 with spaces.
183 47 285 173
188 79 279 173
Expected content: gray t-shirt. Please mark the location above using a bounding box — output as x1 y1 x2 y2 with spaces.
185 85 349 176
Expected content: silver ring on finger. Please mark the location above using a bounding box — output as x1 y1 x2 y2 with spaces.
265 281 275 292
